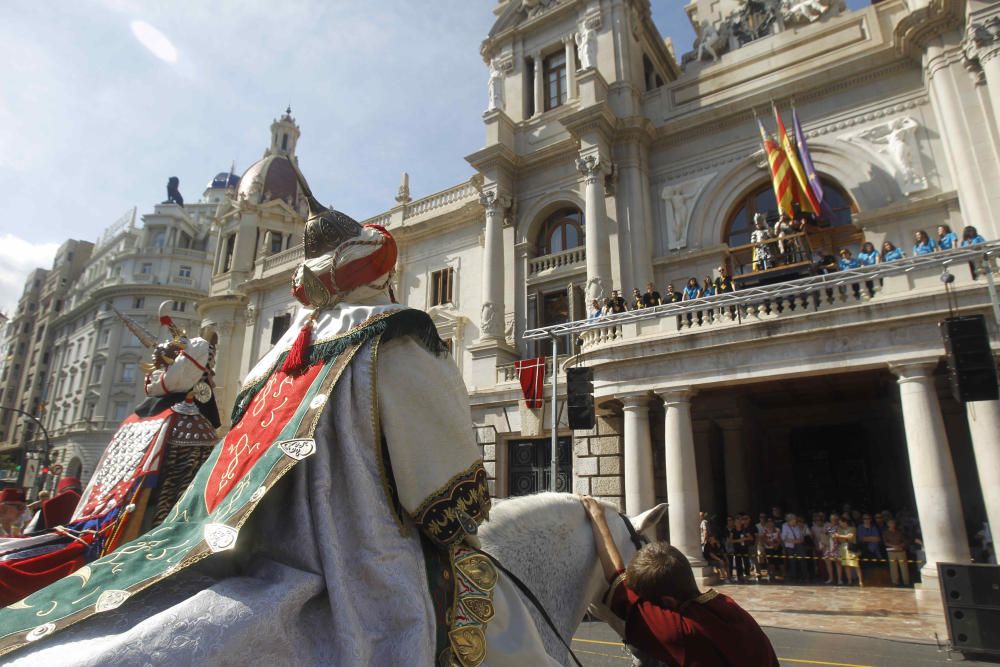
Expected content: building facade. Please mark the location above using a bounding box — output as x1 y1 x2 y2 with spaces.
215 0 1000 587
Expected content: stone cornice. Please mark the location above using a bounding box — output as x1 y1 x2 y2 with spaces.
894 0 966 61
465 143 520 173
559 102 618 145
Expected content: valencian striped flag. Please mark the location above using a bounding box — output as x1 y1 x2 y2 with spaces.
757 118 796 216
774 103 819 214
515 356 547 408
792 105 829 218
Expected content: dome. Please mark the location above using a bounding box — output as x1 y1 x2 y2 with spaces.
237 154 299 203
207 171 240 190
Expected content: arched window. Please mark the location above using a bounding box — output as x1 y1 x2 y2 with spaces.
536 207 584 256
724 178 857 246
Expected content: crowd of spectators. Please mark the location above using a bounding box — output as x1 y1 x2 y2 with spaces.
828 225 987 268
698 505 938 588
587 268 738 321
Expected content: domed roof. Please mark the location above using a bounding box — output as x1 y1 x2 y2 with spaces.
207 171 240 190
237 154 299 203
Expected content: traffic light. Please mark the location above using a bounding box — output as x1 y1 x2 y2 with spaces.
566 367 595 430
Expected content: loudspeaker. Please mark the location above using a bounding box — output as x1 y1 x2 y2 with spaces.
566 367 595 430
939 563 1000 655
940 315 999 403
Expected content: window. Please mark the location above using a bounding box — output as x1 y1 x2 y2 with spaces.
152 230 167 248
724 178 857 246
543 51 567 111
281 133 289 151
536 207 584 256
643 54 664 91
430 268 454 306
140 263 153 274
223 235 236 272
91 362 103 383
171 301 186 313
133 297 145 309
270 232 284 254
100 328 110 346
178 265 192 278
271 314 292 345
525 57 536 117
120 362 136 384
112 402 129 422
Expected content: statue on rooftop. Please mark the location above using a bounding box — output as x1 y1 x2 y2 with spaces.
165 176 184 207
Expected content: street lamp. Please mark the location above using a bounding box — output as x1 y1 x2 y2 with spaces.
0 406 51 492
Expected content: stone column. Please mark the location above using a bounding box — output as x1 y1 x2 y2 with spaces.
478 190 510 341
966 396 1000 547
621 394 655 515
577 154 612 303
532 52 545 117
563 37 577 99
925 41 992 233
718 418 751 515
967 18 1000 138
891 361 970 582
658 388 706 566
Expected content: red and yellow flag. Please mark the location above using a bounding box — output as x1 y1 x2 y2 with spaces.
774 104 819 214
757 118 796 216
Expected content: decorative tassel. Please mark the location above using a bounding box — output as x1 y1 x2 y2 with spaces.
282 316 315 375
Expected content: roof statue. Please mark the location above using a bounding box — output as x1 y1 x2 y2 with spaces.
164 176 183 207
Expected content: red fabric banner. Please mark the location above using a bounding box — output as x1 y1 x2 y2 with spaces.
515 357 547 409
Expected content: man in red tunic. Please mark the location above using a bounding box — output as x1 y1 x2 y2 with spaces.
582 496 778 667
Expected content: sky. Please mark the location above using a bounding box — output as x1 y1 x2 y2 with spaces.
0 0 869 314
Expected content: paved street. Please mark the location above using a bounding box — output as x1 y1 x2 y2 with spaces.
572 621 999 666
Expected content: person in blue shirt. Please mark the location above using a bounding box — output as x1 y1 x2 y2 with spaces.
838 248 862 271
936 224 958 251
681 277 701 300
701 276 716 297
961 225 987 247
913 229 936 256
881 241 904 262
857 242 880 266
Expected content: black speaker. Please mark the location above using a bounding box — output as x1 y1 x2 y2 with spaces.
940 315 999 402
566 367 595 430
939 563 1000 655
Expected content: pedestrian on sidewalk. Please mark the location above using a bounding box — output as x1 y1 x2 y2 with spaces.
834 516 864 587
883 518 910 586
581 496 779 667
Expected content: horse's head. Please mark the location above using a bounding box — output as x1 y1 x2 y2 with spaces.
585 500 669 638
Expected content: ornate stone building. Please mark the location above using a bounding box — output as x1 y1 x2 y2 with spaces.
217 0 1000 588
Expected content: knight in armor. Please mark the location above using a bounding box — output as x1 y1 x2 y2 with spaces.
0 309 220 607
0 162 564 667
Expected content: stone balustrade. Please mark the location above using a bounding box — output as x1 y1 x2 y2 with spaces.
405 182 479 218
262 244 305 272
496 356 559 385
528 247 586 276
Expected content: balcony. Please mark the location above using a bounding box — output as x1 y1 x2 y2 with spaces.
524 242 1000 355
527 246 586 277
260 244 305 274
496 356 560 386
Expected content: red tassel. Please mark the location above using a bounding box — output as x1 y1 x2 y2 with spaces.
281 319 314 375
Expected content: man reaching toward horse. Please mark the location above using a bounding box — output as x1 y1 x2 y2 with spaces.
582 496 778 667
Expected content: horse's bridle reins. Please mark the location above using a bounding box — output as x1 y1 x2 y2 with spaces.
469 512 645 667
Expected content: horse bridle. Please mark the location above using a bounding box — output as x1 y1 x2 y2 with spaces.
618 512 648 553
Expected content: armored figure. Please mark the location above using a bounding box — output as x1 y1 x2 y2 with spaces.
0 306 220 606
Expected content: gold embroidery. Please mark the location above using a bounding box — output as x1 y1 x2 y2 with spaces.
693 588 719 604
448 626 486 667
454 553 498 592
446 544 496 667
413 463 491 546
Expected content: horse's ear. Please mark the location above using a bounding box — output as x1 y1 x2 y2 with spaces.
632 503 669 543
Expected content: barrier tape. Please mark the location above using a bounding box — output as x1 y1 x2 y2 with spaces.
711 551 924 565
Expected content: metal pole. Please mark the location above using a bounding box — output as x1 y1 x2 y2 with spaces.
550 335 558 492
982 254 1000 329
0 406 52 490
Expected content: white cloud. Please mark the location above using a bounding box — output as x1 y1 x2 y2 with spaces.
0 235 59 315
130 20 178 63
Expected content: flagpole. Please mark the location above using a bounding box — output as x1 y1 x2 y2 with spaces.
550 334 558 492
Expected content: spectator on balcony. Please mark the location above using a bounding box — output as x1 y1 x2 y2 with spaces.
936 224 958 251
913 230 936 256
608 289 629 314
588 299 603 321
961 225 987 247
702 277 716 297
751 213 775 271
631 287 645 310
881 241 905 262
837 248 861 271
857 242 880 266
682 278 701 300
641 282 661 307
663 283 683 304
773 213 796 263
601 297 613 316
714 266 736 294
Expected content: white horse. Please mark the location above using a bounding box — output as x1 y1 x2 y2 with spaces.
479 493 668 665
4 493 667 666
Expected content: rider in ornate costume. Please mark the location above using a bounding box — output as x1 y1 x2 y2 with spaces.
0 163 555 667
0 308 220 607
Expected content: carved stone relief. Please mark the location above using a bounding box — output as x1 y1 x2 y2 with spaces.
840 117 928 196
660 173 716 251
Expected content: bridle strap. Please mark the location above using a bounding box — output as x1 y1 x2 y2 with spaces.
618 512 647 552
467 546 584 667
